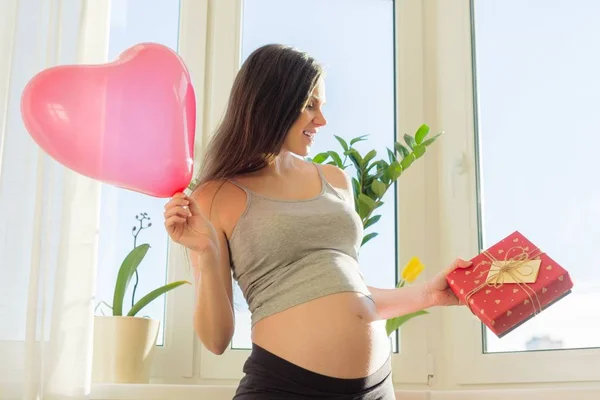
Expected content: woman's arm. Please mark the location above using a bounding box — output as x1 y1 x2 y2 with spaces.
367 257 471 320
189 187 235 355
190 239 235 355
367 283 432 320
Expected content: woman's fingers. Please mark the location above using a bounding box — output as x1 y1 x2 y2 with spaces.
164 194 192 221
186 195 203 216
164 215 187 228
165 193 203 217
164 206 191 220
163 193 207 235
164 196 189 210
444 258 472 275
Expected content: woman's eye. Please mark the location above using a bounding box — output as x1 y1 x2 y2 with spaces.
306 104 314 110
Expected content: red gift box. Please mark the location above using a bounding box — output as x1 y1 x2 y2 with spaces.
447 231 574 338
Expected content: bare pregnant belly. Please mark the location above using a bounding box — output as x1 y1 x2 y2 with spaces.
251 292 391 379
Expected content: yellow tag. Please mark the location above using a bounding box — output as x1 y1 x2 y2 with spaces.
486 260 541 283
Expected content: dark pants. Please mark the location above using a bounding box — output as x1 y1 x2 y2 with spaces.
233 343 395 399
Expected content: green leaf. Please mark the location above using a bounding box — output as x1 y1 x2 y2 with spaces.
363 149 377 166
366 160 382 173
358 202 369 219
372 171 385 182
400 153 415 170
327 151 344 168
387 161 403 181
352 177 360 198
368 167 386 182
364 215 381 229
386 148 396 164
414 124 430 144
394 143 410 159
381 174 391 185
371 180 386 198
404 134 417 149
377 160 390 184
350 135 369 145
422 132 443 147
312 152 329 164
127 280 190 317
357 194 376 219
361 232 379 246
113 244 150 316
334 135 349 152
363 174 376 191
358 193 377 210
346 149 364 170
413 144 426 159
385 310 429 336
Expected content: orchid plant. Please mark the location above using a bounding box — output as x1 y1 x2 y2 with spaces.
95 212 190 318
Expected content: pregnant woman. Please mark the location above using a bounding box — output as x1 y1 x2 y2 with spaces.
164 44 469 399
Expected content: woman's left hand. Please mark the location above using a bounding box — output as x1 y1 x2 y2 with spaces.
424 258 472 307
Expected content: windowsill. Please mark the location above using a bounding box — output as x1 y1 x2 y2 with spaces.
90 384 428 400
90 383 238 400
90 383 600 400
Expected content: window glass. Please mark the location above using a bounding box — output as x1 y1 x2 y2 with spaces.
472 0 600 353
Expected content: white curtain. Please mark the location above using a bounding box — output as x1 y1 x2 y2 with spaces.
0 1 109 399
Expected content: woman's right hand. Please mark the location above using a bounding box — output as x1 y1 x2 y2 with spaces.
164 192 219 257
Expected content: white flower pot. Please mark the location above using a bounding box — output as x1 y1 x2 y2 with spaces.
92 316 160 384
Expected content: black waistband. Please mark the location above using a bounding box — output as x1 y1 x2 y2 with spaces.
246 343 392 395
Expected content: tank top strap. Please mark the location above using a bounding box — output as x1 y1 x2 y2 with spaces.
227 178 252 195
313 162 327 184
312 162 341 198
228 165 333 201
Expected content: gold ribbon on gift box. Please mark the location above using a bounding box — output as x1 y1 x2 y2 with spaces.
464 245 544 316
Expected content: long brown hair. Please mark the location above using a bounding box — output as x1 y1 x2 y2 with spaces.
195 44 323 187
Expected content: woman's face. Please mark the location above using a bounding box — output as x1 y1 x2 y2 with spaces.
281 78 327 157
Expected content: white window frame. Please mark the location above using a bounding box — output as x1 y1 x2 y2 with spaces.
182 0 434 385
430 0 600 386
146 0 209 382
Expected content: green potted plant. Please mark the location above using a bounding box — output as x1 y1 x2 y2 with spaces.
92 212 190 384
310 123 442 336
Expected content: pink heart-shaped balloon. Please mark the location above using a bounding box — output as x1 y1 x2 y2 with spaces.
21 42 196 198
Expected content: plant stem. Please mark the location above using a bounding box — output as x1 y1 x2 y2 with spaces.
131 213 151 309
132 219 140 308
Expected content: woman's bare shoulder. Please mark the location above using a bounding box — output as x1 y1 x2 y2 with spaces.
318 163 352 191
317 163 355 206
190 179 248 237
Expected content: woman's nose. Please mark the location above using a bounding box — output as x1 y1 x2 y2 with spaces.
314 110 327 127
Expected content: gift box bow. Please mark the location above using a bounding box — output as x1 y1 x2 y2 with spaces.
464 244 545 316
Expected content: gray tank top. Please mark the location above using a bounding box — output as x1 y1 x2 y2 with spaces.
227 163 372 326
